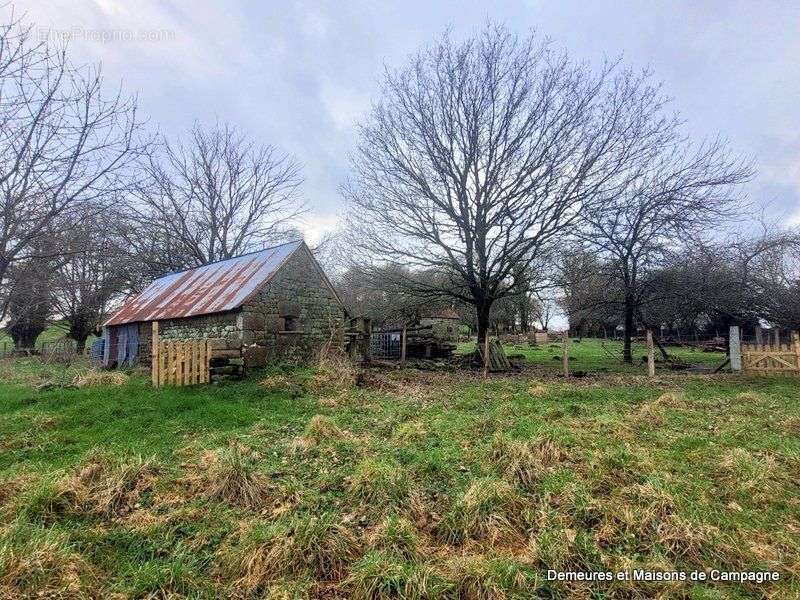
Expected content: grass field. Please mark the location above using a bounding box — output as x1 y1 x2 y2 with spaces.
0 355 798 598
458 338 728 375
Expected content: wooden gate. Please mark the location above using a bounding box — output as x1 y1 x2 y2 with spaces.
151 322 212 387
741 332 800 375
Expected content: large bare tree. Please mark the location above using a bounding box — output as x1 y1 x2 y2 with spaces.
580 137 752 361
132 122 305 269
0 11 148 316
344 24 676 345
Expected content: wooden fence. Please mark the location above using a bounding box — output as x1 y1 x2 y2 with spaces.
741 332 800 375
151 322 211 387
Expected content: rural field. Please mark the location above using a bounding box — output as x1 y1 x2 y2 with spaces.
1 350 798 599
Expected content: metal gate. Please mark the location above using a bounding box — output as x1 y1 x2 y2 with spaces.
370 331 401 358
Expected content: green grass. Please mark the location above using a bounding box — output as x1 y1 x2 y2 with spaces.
458 337 727 374
0 357 798 598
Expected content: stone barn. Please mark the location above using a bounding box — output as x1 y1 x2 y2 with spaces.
102 240 345 370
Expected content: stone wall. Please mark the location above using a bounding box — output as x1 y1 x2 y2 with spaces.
240 245 345 365
157 311 241 345
137 321 153 364
129 312 242 367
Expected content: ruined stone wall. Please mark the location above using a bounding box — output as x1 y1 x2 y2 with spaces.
240 246 345 365
419 317 459 343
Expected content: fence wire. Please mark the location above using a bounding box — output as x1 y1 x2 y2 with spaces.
471 333 730 375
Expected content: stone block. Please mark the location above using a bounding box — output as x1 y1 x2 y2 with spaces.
243 346 268 368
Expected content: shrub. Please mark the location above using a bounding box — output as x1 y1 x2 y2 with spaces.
369 515 420 560
205 443 269 509
349 459 408 506
347 551 450 600
439 478 524 545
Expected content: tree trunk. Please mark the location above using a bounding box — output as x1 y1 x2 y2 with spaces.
12 330 39 350
70 323 92 355
476 301 492 349
623 294 635 364
519 300 529 334
75 334 89 354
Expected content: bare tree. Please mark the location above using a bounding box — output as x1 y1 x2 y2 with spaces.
344 24 675 346
531 291 557 332
758 233 800 329
654 229 800 335
0 11 149 316
51 210 131 352
4 248 56 350
132 122 305 268
555 245 620 336
580 137 752 361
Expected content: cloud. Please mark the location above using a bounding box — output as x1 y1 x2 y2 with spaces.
10 0 800 232
300 213 342 245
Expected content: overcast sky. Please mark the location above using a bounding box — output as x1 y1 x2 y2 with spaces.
18 0 800 242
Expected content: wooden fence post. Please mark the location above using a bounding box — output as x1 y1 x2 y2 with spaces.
646 330 655 377
729 326 742 372
364 319 372 362
793 331 800 371
151 322 159 387
483 335 490 378
400 326 407 367
562 332 570 378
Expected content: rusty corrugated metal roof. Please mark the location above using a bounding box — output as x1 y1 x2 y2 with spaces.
104 240 303 326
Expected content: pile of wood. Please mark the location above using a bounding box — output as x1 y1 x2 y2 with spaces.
479 339 511 372
403 325 457 359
